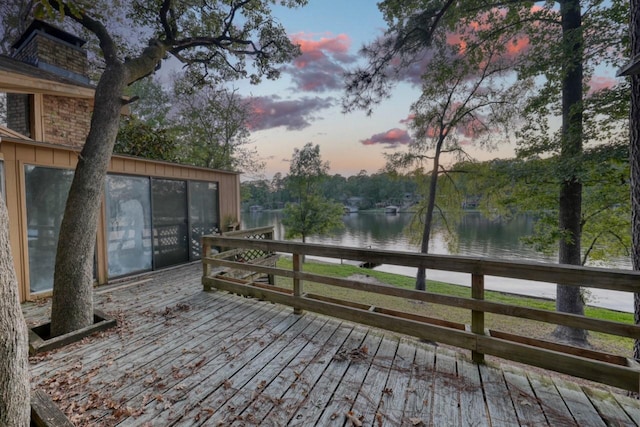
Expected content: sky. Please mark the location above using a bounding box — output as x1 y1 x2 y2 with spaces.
233 0 457 179
227 0 620 180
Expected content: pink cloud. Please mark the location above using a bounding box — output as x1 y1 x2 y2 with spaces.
373 7 542 87
399 114 416 125
290 33 352 68
361 128 413 147
588 76 617 94
286 33 357 92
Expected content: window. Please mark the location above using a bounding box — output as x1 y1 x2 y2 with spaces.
24 165 73 293
105 175 152 277
152 179 189 268
5 93 31 137
189 181 219 259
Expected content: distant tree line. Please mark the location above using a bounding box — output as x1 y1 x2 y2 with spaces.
242 170 418 211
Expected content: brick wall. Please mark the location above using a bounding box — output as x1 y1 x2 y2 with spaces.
42 95 91 147
12 38 37 66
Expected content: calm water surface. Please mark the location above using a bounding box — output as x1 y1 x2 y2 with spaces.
242 211 632 312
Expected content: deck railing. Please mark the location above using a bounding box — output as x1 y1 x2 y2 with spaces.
201 231 640 392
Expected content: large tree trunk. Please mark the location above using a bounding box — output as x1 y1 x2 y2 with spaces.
630 0 640 360
416 138 444 291
0 197 30 426
50 62 127 337
553 0 587 345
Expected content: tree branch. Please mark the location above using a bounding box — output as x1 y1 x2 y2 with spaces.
45 0 118 64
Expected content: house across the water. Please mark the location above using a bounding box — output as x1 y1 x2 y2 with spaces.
0 20 241 302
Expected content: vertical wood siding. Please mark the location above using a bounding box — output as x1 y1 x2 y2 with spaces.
1 139 240 302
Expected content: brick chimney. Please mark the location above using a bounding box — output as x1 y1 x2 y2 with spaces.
11 19 90 85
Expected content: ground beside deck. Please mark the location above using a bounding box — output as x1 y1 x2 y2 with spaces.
24 264 640 426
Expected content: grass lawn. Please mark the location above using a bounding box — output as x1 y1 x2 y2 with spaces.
274 257 635 356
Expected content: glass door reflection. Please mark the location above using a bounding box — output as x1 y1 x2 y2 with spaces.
152 179 189 268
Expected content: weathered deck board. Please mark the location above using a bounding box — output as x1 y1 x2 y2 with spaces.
527 373 577 426
583 387 636 427
349 336 398 424
478 362 518 426
432 349 460 426
23 264 640 427
617 394 640 425
101 300 285 423
554 378 607 427
172 314 325 425
313 331 384 425
215 317 339 425
286 326 369 426
257 321 355 426
401 342 436 423
128 307 300 425
378 339 416 426
457 354 489 427
503 366 548 426
31 290 238 378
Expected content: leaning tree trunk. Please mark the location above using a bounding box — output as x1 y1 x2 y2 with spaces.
553 0 587 345
0 197 30 426
50 62 127 337
630 0 640 360
416 138 444 291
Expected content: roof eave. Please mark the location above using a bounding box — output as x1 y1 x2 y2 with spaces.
617 54 640 77
0 70 95 98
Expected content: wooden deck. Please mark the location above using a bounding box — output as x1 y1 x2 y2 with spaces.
24 264 640 426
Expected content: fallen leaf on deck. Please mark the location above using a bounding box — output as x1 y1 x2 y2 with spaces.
346 411 363 426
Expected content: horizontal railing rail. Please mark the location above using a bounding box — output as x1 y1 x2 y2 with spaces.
201 234 640 392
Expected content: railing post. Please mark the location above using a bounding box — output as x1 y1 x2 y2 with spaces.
471 273 485 363
202 237 211 278
267 230 275 285
202 237 213 292
293 253 303 315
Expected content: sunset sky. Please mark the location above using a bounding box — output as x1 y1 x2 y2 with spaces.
232 0 620 180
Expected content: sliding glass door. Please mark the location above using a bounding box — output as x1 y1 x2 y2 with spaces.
105 175 153 277
152 179 189 268
24 165 74 293
104 174 220 278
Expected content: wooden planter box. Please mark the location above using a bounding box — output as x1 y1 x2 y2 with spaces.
28 310 116 355
31 390 73 427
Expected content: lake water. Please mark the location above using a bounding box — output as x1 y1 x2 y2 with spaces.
242 211 633 312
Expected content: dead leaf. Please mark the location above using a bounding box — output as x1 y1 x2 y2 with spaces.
409 417 424 426
346 411 363 426
375 412 383 426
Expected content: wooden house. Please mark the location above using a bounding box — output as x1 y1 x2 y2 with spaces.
0 20 241 302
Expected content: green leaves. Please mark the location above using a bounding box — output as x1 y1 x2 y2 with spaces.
459 146 631 265
281 196 344 241
114 115 180 162
282 143 344 243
